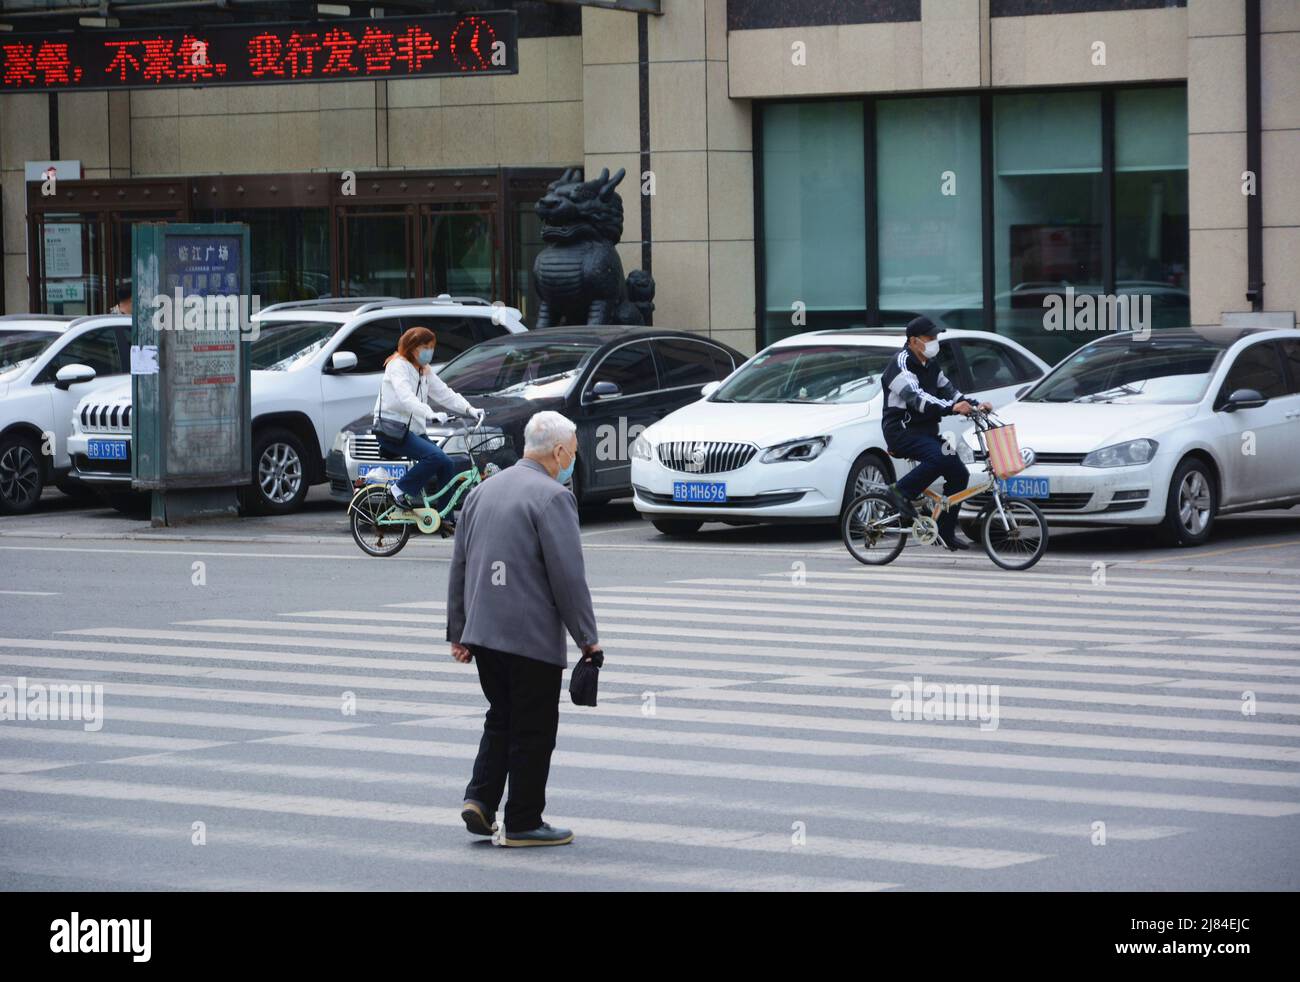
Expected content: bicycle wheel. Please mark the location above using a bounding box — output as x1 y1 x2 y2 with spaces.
350 486 412 558
980 497 1048 571
841 493 908 566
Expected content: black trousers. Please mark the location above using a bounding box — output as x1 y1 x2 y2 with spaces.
463 645 563 832
890 430 970 538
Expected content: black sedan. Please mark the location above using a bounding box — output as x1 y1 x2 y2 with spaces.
326 326 744 505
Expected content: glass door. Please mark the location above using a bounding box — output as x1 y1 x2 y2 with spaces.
421 205 497 301
337 206 417 298
36 213 104 315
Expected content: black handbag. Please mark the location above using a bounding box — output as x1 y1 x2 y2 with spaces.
371 370 415 442
569 649 604 707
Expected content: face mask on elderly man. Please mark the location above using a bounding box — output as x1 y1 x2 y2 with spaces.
556 447 576 485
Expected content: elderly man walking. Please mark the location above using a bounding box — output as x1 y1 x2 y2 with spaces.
447 410 601 847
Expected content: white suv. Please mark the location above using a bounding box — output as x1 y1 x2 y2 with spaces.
67 296 526 514
0 313 131 514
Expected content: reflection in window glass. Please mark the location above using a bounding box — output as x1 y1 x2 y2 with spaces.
342 210 411 298
42 217 101 316
1026 338 1225 405
877 96 983 331
1115 87 1190 330
714 346 894 404
426 209 495 299
193 208 329 306
761 102 865 345
993 91 1104 364
250 321 339 372
514 202 545 326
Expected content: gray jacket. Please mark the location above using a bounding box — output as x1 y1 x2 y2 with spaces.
446 458 599 667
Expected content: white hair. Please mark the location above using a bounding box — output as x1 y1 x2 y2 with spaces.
523 411 577 455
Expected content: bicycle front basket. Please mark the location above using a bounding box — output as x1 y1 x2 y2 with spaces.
985 423 1026 479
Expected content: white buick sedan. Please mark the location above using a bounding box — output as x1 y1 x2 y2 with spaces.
630 328 1048 535
961 327 1300 546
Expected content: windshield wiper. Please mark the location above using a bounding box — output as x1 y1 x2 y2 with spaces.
490 371 574 396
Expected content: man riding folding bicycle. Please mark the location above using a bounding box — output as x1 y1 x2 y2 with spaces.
881 316 992 552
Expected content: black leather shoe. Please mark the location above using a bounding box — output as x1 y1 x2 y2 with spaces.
886 484 919 524
503 822 574 847
391 489 418 511
438 519 456 539
461 800 497 837
939 528 972 551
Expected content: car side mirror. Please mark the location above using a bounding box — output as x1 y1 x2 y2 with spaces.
701 380 722 398
1222 387 1267 412
54 364 96 390
590 380 622 400
330 351 359 373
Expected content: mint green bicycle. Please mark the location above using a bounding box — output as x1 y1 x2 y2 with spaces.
348 422 510 558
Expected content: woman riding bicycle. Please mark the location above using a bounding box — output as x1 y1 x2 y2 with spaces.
374 326 485 520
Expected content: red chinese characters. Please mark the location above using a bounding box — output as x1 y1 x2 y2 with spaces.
247 32 285 77
358 27 395 74
3 41 86 87
321 28 359 75
103 35 225 84
396 26 438 72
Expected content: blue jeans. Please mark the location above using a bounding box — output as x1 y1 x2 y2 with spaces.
376 430 455 507
891 430 970 538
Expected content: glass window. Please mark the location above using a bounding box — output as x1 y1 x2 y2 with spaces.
1223 343 1287 400
425 209 495 299
877 96 983 331
513 201 545 326
338 320 405 374
39 326 124 380
713 345 895 404
961 339 1023 392
1025 337 1226 405
588 341 658 397
196 208 330 306
761 102 866 345
993 91 1104 364
654 338 728 389
440 339 597 398
340 210 413 298
40 216 103 316
1280 340 1300 396
1115 88 1190 331
0 330 61 381
250 320 341 372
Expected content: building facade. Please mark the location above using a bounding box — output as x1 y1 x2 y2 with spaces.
2 0 1296 361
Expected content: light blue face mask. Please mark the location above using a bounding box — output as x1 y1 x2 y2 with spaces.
417 348 435 366
556 447 576 485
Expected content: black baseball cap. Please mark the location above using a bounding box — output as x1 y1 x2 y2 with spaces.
905 315 944 338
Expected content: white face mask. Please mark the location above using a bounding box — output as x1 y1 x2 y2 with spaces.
921 340 940 359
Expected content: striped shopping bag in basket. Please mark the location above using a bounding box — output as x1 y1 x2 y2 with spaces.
985 423 1026 479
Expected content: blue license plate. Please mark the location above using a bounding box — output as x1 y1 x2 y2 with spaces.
673 481 726 503
998 476 1050 498
358 463 408 483
87 439 128 461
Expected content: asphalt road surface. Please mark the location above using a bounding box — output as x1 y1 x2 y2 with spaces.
1 489 1298 891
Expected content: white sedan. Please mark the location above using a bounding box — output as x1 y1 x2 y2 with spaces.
961 326 1300 546
630 328 1048 535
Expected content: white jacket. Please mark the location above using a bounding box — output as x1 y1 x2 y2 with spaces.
373 357 475 437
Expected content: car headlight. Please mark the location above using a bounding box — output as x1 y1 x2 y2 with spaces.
760 435 831 464
332 431 350 453
1082 439 1158 468
955 439 974 464
632 434 653 461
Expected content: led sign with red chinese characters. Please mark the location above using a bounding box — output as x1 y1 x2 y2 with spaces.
0 12 517 93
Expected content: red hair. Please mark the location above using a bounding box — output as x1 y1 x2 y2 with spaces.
386 326 437 370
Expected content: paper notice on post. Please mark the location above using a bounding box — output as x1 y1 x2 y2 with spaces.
131 344 159 375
